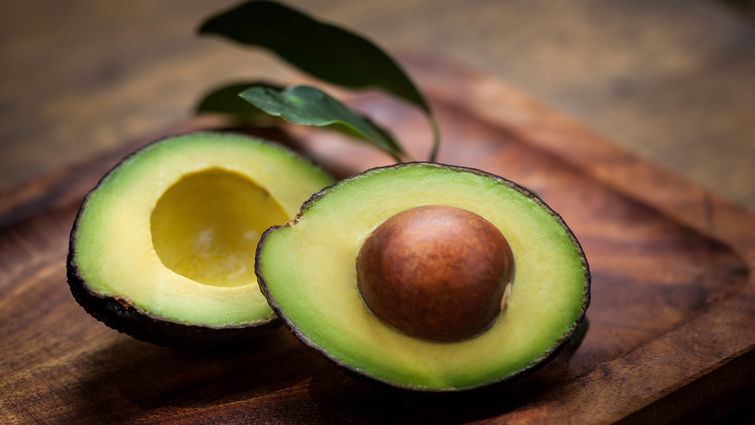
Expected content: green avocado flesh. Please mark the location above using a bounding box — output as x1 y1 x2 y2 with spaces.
71 132 333 329
258 163 589 390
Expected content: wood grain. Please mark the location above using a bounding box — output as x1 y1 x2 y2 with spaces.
2 0 754 211
1 55 753 424
0 0 755 215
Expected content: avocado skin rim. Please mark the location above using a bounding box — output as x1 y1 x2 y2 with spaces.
255 161 591 391
66 249 279 349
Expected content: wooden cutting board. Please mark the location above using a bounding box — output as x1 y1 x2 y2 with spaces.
1 55 753 424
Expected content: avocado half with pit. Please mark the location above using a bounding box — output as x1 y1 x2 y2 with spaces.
256 162 590 391
67 132 333 347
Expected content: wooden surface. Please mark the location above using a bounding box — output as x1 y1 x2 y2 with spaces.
1 54 754 424
1 0 754 212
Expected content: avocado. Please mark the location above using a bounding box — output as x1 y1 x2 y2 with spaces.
67 132 333 347
256 162 590 390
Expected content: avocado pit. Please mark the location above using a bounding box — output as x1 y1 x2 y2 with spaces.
356 205 514 341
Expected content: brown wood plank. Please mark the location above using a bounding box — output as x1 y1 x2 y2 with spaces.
1 56 753 424
3 0 754 211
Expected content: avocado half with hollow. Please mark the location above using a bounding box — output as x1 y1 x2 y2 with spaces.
67 132 333 347
256 162 590 391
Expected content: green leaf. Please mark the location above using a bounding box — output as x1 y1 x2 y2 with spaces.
199 0 439 160
240 85 403 161
195 81 283 122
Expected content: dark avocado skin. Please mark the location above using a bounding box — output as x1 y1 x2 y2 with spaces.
255 161 591 391
65 132 294 349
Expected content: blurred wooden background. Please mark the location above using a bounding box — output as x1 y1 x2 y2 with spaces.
1 0 753 210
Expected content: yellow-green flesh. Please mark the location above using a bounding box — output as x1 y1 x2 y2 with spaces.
73 133 333 327
151 169 288 287
259 164 587 390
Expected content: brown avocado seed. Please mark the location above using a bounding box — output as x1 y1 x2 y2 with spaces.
356 205 514 342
